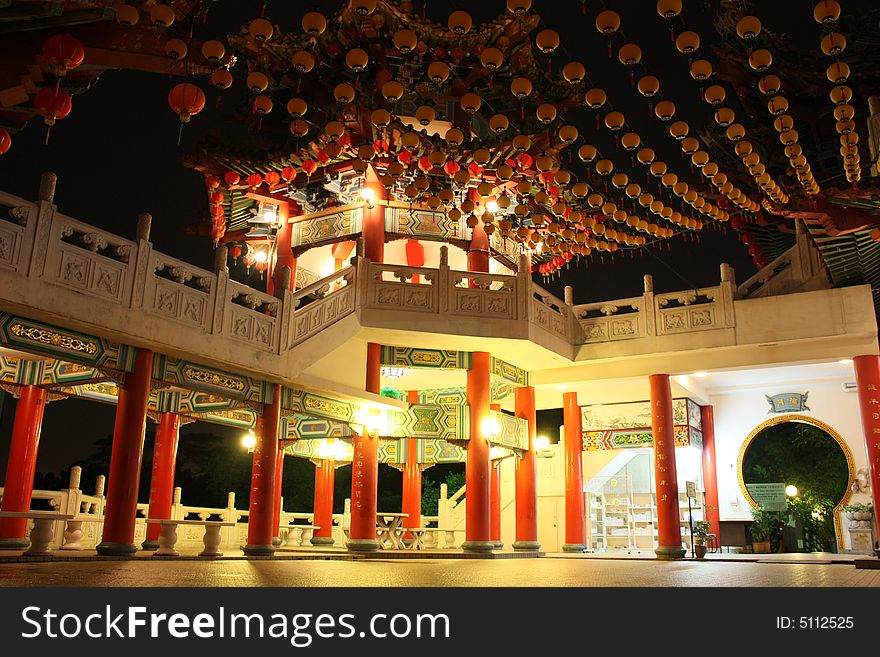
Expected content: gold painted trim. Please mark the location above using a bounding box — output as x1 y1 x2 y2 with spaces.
736 414 854 551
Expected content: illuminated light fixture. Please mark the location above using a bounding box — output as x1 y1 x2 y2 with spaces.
555 384 567 390
785 484 798 498
241 430 256 450
360 187 375 208
481 416 501 439
838 358 853 365
534 435 550 451
693 371 708 378
355 407 383 436
253 249 269 264
486 200 499 213
381 366 405 379
317 438 346 462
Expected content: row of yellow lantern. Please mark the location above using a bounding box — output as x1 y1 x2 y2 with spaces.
812 1 860 185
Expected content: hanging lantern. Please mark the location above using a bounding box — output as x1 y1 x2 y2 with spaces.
345 48 369 72
834 104 855 121
0 127 11 156
330 83 354 104
748 49 773 72
481 113 507 134
680 137 700 155
595 10 621 34
536 103 557 124
480 47 504 70
510 77 533 99
287 97 308 118
690 59 712 81
350 0 378 15
649 161 668 177
735 141 754 158
562 61 586 84
826 61 850 84
290 120 309 138
291 51 315 73
115 4 139 26
621 132 641 150
246 71 269 93
382 81 404 102
595 159 614 176
637 147 656 165
676 31 700 54
246 173 263 189
821 33 846 56
637 76 660 98
657 0 682 18
302 11 327 35
668 121 689 140
714 107 735 127
559 124 579 144
654 100 676 121
164 38 188 60
618 43 642 67
202 40 226 63
248 17 273 42
704 85 725 106
43 34 85 78
611 173 629 189
507 0 532 14
584 88 606 110
767 96 789 116
323 121 344 140
726 124 746 141
427 62 451 85
830 85 852 105
167 83 205 136
393 29 418 54
371 109 391 127
736 15 762 40
604 111 625 131
253 95 273 115
758 75 782 97
150 3 175 28
813 0 841 24
448 10 473 35
536 29 560 54
460 92 481 114
578 144 597 162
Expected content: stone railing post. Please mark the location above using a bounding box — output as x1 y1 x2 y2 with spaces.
343 497 352 532
438 483 448 529
438 245 450 314
517 252 532 322
211 244 230 336
643 274 657 336
129 212 154 310
59 465 85 550
171 486 184 520
223 491 236 523
27 172 60 279
719 263 736 327
277 265 294 353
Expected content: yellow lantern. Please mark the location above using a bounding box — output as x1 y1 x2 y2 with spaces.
401 131 421 150
480 47 504 70
572 182 589 198
691 151 709 167
604 111 625 131
247 17 273 42
536 155 555 173
704 85 725 106
253 95 273 115
821 32 846 56
780 129 799 146
625 183 642 199
649 161 667 177
703 162 718 178
735 141 754 158
638 193 654 207
246 71 269 93
382 81 404 102
618 43 642 66
302 11 326 36
726 123 746 141
496 165 514 181
830 85 852 105
690 59 712 81
657 0 682 19
428 62 451 84
563 61 586 84
676 31 700 54
637 76 660 98
587 194 604 209
415 105 435 125
350 0 378 15
393 29 418 54
826 61 850 84
578 144 598 162
346 48 369 72
595 10 621 34
511 77 532 99
813 0 841 24
358 144 376 160
668 120 689 140
585 88 607 109
736 15 762 39
637 147 656 165
150 3 175 28
748 49 772 72
559 125 579 144
513 135 532 153
681 137 700 155
210 69 233 90
621 132 641 150
655 100 676 121
333 83 355 103
536 103 557 124
201 40 225 63
324 121 345 140
773 114 794 133
536 29 560 54
507 0 532 14
371 109 391 127
489 114 510 134
714 107 735 127
595 159 614 176
767 96 789 116
445 127 464 146
834 104 855 121
661 172 678 188
460 93 481 113
290 120 309 138
287 97 307 118
611 172 629 189
448 10 473 35
292 51 315 73
115 4 139 27
473 149 491 165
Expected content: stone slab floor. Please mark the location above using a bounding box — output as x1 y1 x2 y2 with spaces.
0 557 879 587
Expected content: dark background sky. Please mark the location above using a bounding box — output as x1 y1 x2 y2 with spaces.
0 1 760 489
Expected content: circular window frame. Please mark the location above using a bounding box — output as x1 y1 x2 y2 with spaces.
736 414 854 551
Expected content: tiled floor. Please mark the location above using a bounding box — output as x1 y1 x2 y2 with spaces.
0 553 878 587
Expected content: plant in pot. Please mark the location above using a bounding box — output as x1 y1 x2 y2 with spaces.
692 520 710 559
750 507 773 553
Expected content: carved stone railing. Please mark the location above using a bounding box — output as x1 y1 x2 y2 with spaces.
574 295 646 343
736 226 829 299
145 251 216 332
0 191 36 275
364 261 440 314
655 287 724 334
529 285 573 341
449 270 518 319
290 265 357 346
225 280 281 352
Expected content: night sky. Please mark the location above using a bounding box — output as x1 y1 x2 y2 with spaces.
0 1 761 478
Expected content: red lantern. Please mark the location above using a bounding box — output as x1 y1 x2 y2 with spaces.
43 34 85 77
210 192 225 205
338 132 352 148
224 171 240 186
167 83 205 123
301 160 318 176
468 162 483 178
264 171 280 186
247 173 263 188
443 160 461 177
281 166 296 182
210 205 224 217
211 222 226 246
398 150 413 166
229 244 243 262
373 139 389 153
418 156 432 173
205 175 220 189
0 127 10 155
34 87 72 144
516 153 533 169
316 149 330 164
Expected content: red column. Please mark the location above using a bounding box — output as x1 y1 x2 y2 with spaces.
650 374 685 559
267 201 297 297
347 342 381 551
142 412 181 550
513 386 540 550
489 403 503 547
97 348 153 555
0 385 48 548
562 391 586 551
854 355 880 514
272 446 285 543
464 351 493 551
311 458 336 545
467 223 490 282
700 405 721 541
362 165 385 264
402 390 422 537
243 383 281 555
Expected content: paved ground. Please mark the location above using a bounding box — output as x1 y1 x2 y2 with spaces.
1 554 878 587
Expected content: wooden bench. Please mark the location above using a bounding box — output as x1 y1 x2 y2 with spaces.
146 519 235 557
281 525 320 547
0 511 74 556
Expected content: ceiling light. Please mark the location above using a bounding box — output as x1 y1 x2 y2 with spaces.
693 371 708 378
